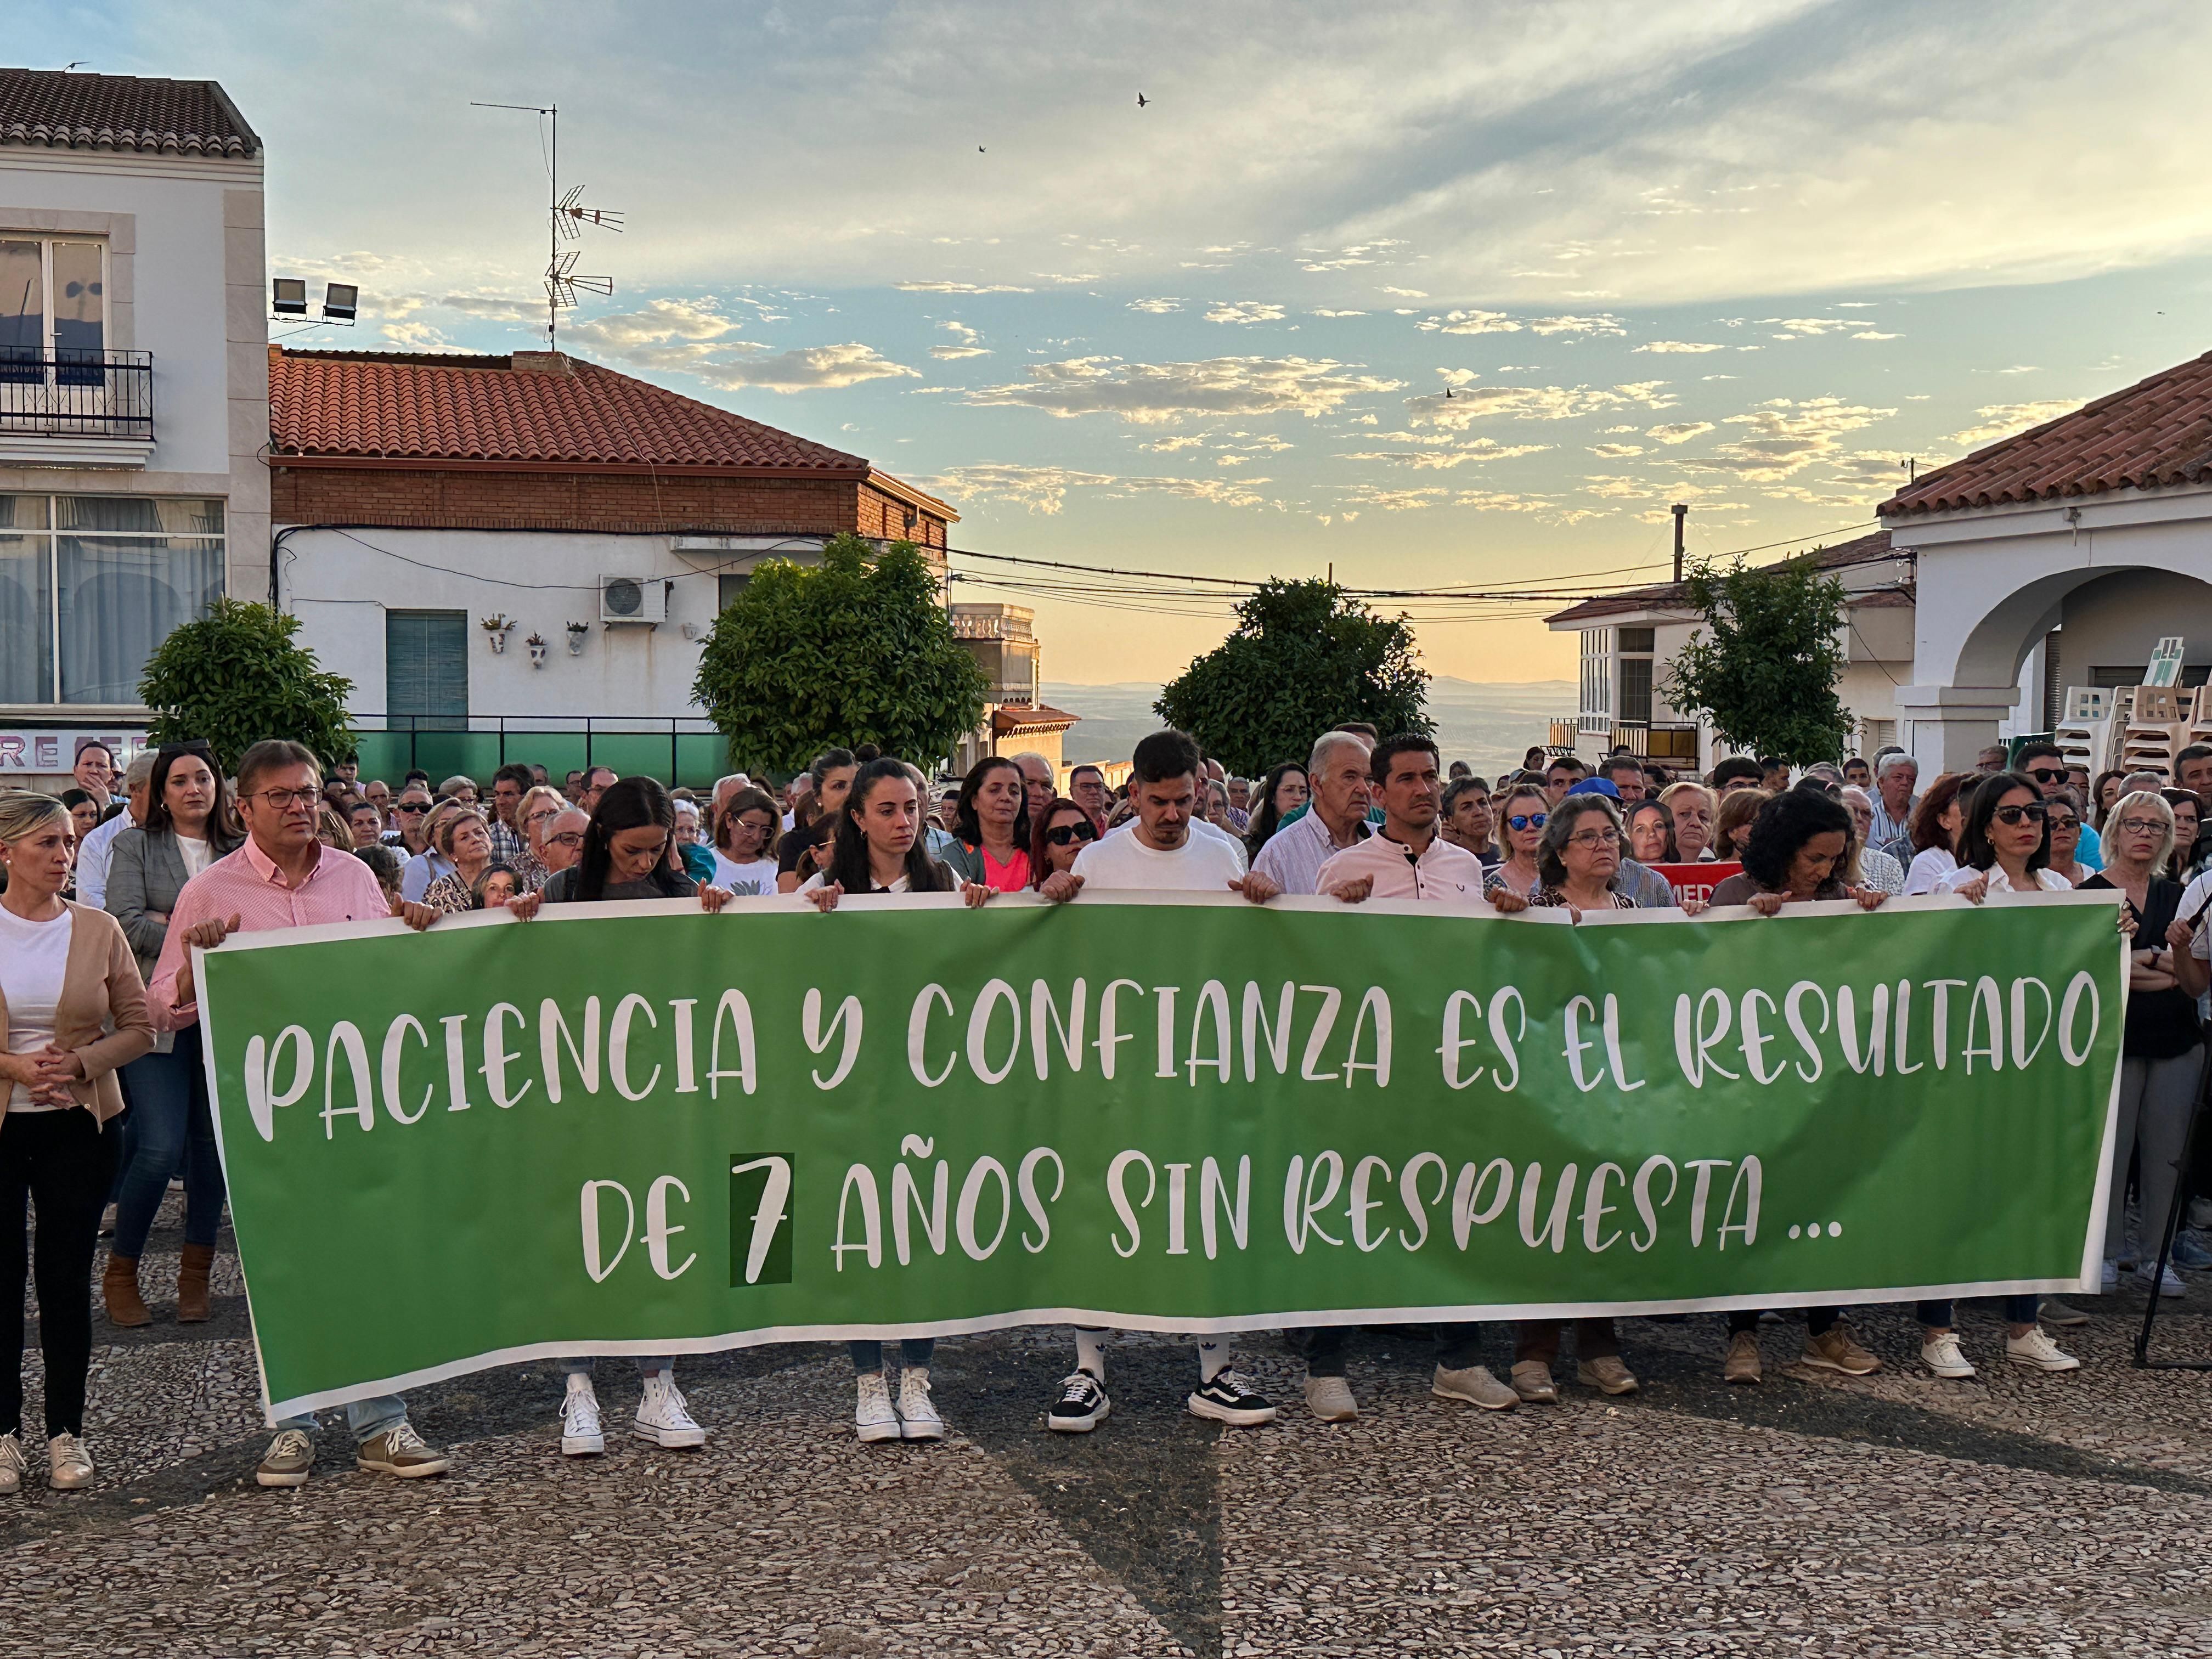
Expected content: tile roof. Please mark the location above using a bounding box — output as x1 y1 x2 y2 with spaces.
1543 530 1900 625
1883 351 2212 517
269 348 870 476
0 69 258 158
991 704 1081 735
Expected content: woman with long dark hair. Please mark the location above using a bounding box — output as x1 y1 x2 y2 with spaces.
1901 771 1972 895
521 775 731 1458
101 741 242 1328
798 759 987 1442
1243 763 1308 860
941 756 1031 892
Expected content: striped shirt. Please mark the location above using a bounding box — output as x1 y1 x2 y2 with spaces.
1252 805 1369 895
148 838 394 1032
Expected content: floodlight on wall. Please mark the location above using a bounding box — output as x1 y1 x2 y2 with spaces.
322 283 359 323
272 277 308 316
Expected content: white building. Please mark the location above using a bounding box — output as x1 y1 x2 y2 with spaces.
0 67 267 787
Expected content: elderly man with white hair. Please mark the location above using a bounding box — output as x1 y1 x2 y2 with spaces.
1252 730 1375 895
1866 753 1919 859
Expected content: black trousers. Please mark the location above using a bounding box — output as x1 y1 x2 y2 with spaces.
0 1109 118 1437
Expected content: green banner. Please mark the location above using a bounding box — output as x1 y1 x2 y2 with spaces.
195 892 2127 1419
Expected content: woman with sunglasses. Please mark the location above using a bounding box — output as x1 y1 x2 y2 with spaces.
510 776 731 1459
1922 771 2084 1376
100 742 242 1328
1659 781 1717 863
709 787 783 896
2082 792 2207 1296
798 759 989 1442
1482 784 1550 901
2044 792 2092 887
943 756 1032 893
1031 795 1099 885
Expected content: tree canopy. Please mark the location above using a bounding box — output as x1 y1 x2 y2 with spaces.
692 534 987 775
1662 553 1854 764
138 597 356 773
1154 578 1431 777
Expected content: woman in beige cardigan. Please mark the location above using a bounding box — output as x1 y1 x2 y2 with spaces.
0 793 152 1493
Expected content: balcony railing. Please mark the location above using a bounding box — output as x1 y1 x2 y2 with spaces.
0 349 154 442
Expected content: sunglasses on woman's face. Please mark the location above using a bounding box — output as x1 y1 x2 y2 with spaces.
1507 812 1548 832
1046 820 1098 846
1993 802 2048 826
2046 815 2080 832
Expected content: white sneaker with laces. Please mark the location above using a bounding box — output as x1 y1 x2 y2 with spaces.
855 1373 900 1443
2005 1327 2080 1372
1046 1370 1110 1434
0 1433 26 1496
896 1368 944 1441
2136 1261 2187 1297
47 1432 92 1491
1921 1331 1976 1379
633 1371 706 1448
560 1378 605 1456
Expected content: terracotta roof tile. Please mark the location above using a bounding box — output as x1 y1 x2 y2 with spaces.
991 704 1081 735
1883 351 2212 516
0 68 257 158
1543 529 1898 625
269 348 869 475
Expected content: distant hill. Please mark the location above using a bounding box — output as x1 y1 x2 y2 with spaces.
1042 678 1573 785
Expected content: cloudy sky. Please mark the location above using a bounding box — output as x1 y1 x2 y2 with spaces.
27 1 2212 682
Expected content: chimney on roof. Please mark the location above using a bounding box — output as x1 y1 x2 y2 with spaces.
1671 503 1688 584
510 351 574 376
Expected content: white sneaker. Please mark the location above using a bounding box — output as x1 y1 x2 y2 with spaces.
1921 1331 1976 1379
560 1379 605 1456
2137 1262 2188 1297
47 1432 93 1491
1304 1375 1358 1423
855 1373 900 1443
2190 1196 2212 1231
2005 1327 2080 1372
896 1368 944 1441
632 1371 706 1449
0 1434 25 1496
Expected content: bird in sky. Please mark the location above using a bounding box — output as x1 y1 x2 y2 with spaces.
978 145 986 153
1444 386 1455 399
1137 93 1149 108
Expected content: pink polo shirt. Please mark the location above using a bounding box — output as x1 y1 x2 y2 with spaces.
1314 830 1486 902
148 838 394 1031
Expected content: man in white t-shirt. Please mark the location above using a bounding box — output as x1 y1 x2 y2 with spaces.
1039 730 1280 1435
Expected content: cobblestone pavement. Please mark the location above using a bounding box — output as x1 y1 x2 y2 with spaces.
3 1203 2210 1657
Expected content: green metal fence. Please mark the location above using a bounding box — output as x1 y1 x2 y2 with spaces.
348 719 732 789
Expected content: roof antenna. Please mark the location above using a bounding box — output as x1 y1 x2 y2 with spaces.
470 101 622 348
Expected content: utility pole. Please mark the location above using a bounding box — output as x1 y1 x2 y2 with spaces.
1671 503 1688 584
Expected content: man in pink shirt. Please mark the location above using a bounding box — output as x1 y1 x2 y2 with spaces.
1302 733 1518 1420
149 740 453 1490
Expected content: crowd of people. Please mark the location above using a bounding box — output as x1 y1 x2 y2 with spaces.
0 719 2197 1492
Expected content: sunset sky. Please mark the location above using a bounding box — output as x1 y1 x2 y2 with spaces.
26 1 2212 682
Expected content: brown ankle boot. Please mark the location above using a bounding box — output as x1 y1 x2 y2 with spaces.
103 1254 150 1327
177 1243 216 1324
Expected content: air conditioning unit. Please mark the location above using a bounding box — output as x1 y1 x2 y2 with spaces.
598 574 665 625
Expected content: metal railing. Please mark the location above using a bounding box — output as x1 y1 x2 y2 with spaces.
0 349 154 441
348 714 729 791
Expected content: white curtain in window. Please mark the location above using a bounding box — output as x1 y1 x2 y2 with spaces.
0 534 49 702
57 534 222 704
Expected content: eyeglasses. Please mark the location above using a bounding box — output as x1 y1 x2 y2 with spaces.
249 787 322 811
1508 812 1549 831
1046 821 1099 846
1567 827 1622 848
1992 803 2049 826
2046 815 2080 832
2114 816 2166 837
733 817 774 836
394 802 428 814
2027 767 2067 784
545 831 585 848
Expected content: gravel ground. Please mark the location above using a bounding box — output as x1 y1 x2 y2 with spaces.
0 1199 2207 1656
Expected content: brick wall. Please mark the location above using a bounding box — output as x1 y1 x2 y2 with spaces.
274 465 875 536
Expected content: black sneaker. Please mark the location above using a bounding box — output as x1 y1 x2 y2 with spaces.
1187 1369 1277 1427
1046 1370 1110 1433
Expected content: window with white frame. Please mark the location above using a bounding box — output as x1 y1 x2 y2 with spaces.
1617 626 1656 725
0 238 106 372
0 495 224 707
1578 627 1613 732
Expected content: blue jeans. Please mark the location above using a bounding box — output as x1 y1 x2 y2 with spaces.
275 1396 409 1444
112 1025 224 1257
850 1338 933 1374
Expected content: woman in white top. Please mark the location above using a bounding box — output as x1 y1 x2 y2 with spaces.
709 786 784 896
799 760 987 1444
1900 771 1972 896
1919 770 2083 1380
0 793 152 1492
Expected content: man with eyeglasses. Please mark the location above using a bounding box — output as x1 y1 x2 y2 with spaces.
1068 764 1109 828
2016 741 2102 871
537 807 589 877
145 740 454 1489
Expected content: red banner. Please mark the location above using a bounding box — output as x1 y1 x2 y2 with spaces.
1650 860 1741 906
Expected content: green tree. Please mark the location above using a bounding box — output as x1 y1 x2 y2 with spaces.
1663 553 1854 764
1154 578 1431 777
138 597 356 772
693 534 986 774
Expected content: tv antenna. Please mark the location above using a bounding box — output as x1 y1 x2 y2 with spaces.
470 101 623 347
